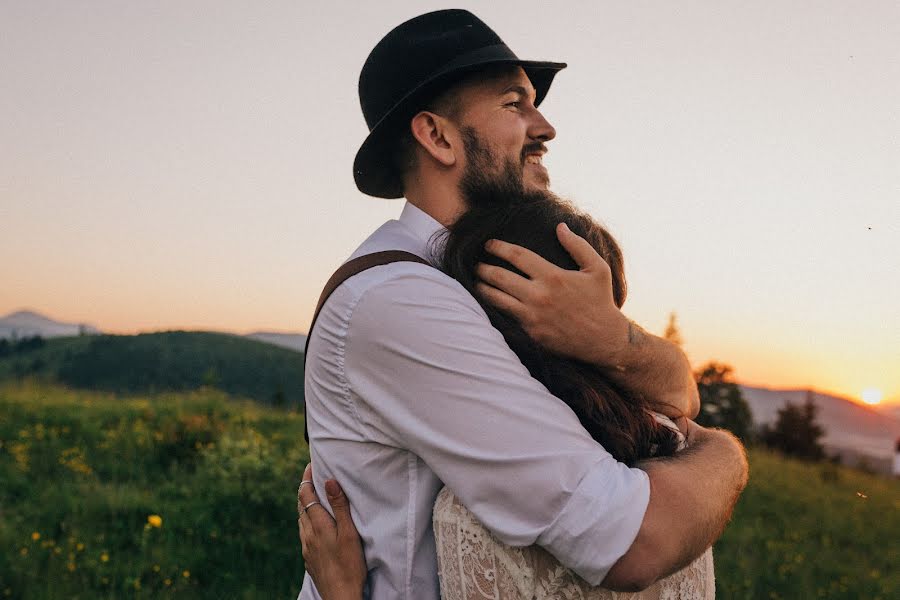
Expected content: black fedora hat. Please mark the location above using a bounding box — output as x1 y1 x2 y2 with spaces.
354 9 567 199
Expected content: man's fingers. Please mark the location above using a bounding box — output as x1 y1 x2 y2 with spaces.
476 263 531 301
484 239 551 278
475 282 526 319
555 222 605 271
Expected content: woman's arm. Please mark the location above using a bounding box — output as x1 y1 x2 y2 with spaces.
297 464 366 600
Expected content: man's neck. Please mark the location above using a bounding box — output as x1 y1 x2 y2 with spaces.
404 177 465 228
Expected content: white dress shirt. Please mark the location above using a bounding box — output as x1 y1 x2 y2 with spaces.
299 202 650 600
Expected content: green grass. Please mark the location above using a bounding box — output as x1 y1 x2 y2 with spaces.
1 382 897 599
714 448 898 599
0 381 307 599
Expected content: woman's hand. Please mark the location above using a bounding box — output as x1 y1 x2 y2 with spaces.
298 464 366 600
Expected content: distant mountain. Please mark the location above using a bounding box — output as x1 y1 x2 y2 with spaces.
245 331 307 353
875 403 900 422
740 385 900 462
0 310 101 339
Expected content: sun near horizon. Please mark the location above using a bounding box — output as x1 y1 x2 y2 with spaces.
861 388 883 406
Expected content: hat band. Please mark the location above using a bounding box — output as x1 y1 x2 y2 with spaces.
437 44 520 74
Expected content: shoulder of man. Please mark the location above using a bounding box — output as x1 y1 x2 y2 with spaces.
334 258 483 324
307 255 488 351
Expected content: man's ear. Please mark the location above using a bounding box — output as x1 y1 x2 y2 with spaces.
410 111 459 168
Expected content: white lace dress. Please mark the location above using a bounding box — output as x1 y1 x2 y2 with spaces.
433 418 714 600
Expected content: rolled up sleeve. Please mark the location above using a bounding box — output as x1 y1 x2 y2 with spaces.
343 267 649 585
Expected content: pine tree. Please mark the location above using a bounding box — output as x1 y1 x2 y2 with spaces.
762 390 826 461
694 361 753 441
663 311 683 347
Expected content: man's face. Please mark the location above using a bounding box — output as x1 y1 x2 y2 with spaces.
453 67 557 197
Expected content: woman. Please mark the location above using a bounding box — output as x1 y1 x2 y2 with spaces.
298 193 714 599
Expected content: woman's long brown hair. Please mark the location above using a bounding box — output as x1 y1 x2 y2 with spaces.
437 191 680 465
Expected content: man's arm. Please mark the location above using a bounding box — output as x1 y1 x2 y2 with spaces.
476 224 699 419
334 268 653 584
298 422 747 596
311 263 737 586
603 320 700 420
603 422 748 591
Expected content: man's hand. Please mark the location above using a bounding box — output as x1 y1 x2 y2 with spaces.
475 222 630 366
298 464 366 600
476 223 699 418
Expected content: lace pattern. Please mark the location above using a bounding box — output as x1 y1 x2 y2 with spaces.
434 488 714 600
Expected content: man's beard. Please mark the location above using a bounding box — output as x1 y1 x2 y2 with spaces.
458 127 552 210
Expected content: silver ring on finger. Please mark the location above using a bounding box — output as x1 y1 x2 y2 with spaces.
301 500 321 515
298 479 314 490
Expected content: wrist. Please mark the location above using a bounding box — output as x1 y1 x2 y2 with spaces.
585 311 631 367
599 316 640 370
332 583 364 600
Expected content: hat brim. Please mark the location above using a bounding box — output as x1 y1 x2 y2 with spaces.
354 54 567 199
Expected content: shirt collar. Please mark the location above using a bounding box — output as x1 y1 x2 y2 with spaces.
399 201 446 261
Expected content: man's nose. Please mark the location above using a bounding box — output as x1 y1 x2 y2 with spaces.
528 109 557 143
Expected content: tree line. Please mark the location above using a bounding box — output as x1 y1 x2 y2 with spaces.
663 313 825 461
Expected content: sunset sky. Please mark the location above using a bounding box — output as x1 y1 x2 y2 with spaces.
2 1 898 405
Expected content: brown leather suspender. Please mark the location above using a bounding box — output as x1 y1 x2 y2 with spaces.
303 250 434 442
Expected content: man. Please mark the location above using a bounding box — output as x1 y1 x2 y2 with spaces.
299 10 747 600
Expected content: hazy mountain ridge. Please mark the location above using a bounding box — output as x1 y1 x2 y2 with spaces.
740 384 900 460
0 310 307 352
0 310 101 339
245 331 307 352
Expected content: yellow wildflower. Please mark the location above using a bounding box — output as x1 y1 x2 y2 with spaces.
182 570 190 578
100 552 109 563
147 514 162 528
153 564 160 572
76 543 84 551
31 532 40 541
164 579 172 586
67 562 76 572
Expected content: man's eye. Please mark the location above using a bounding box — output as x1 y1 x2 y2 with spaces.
506 101 521 108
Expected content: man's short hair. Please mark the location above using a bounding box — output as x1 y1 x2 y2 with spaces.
392 64 522 191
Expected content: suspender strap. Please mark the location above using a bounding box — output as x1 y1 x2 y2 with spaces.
303 250 434 442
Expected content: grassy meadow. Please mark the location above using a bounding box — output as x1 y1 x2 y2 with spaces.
1 381 898 599
0 382 307 599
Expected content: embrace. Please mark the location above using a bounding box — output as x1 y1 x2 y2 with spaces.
297 10 748 600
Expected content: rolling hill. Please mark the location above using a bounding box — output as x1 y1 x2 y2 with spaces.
0 331 305 408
